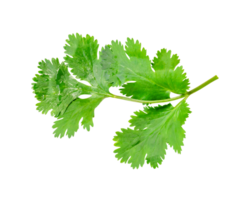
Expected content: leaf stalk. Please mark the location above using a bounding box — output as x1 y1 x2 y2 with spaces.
108 75 219 104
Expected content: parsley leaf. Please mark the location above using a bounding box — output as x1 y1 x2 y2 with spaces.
64 34 111 94
32 58 91 117
52 95 104 140
151 48 190 94
99 36 191 100
113 99 191 169
64 33 99 84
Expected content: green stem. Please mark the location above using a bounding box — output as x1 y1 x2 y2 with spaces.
186 75 219 95
108 75 219 104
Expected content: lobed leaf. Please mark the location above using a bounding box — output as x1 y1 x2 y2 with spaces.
52 95 104 138
101 41 130 86
101 38 190 100
64 33 99 84
32 58 91 117
113 99 191 169
152 48 191 94
120 81 170 100
101 40 170 100
100 45 121 87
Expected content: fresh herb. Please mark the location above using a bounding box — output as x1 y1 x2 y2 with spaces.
32 34 218 168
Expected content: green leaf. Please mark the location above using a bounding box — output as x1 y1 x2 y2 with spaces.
52 95 104 138
100 39 130 89
64 33 99 84
152 48 180 71
101 39 154 87
100 45 122 87
152 47 191 94
125 36 154 77
101 36 170 100
113 99 191 169
120 81 170 100
106 36 191 100
32 58 91 117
